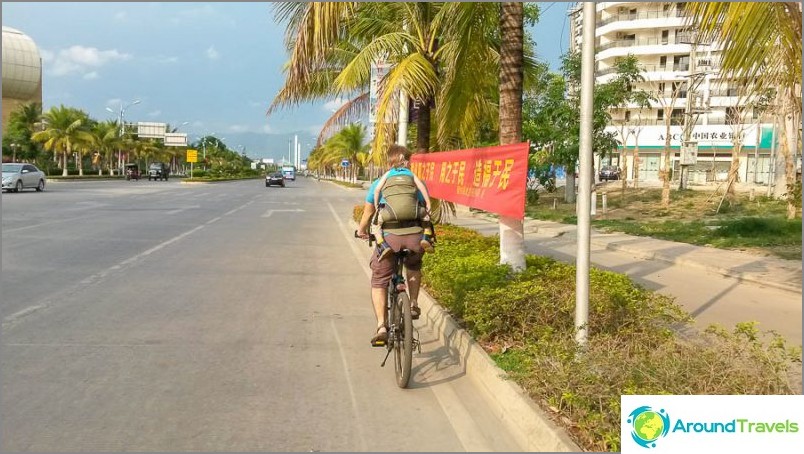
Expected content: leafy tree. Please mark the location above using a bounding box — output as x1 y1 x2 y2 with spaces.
32 105 94 176
2 102 43 163
688 2 801 218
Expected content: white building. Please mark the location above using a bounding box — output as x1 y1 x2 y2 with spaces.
570 2 776 185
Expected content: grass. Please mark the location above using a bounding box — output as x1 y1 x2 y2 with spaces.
527 186 802 260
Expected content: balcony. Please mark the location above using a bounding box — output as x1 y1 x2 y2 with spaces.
597 35 695 53
599 10 689 28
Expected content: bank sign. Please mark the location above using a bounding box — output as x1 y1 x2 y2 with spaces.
621 395 804 453
607 124 774 149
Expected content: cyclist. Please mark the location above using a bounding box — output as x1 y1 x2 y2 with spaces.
357 144 429 346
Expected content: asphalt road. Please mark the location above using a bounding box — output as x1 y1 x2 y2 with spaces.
1 177 522 452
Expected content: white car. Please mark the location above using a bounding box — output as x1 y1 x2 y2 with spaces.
2 163 46 192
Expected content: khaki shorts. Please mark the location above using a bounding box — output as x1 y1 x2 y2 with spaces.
370 233 424 288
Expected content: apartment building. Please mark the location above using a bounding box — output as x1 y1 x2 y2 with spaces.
570 2 776 185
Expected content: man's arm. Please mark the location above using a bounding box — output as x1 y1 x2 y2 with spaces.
373 172 388 211
357 202 376 238
412 174 432 212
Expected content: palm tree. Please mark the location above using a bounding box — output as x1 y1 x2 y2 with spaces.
498 2 525 271
271 2 534 157
687 2 802 218
3 102 43 164
32 105 93 176
327 123 369 182
91 120 122 175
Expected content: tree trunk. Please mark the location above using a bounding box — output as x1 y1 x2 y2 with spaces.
565 168 577 203
661 117 671 207
784 109 799 219
498 2 525 272
416 100 431 152
62 149 69 176
633 138 640 189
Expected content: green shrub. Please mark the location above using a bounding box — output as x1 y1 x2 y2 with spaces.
353 204 364 223
415 222 800 452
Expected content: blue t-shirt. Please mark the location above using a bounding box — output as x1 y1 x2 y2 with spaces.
365 167 426 205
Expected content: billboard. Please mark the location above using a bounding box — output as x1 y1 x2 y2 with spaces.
164 132 187 147
137 122 167 138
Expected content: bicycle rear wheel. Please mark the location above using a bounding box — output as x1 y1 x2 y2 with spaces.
393 292 413 388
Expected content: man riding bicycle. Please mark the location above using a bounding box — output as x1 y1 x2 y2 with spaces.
357 144 430 346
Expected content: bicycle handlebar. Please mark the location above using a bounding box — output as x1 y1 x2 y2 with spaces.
354 230 376 246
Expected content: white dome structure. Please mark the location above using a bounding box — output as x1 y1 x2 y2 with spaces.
2 26 42 99
2 26 43 134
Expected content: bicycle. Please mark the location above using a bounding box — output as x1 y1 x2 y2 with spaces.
355 230 420 388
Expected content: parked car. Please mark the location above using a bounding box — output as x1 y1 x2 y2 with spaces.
598 165 621 181
148 162 169 181
265 172 285 188
2 163 46 192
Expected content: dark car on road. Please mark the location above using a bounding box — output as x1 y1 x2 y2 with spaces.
148 162 169 181
265 172 285 188
598 165 621 181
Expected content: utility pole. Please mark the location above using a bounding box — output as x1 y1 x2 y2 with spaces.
575 1 595 348
679 33 707 190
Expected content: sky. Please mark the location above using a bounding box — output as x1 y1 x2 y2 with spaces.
2 2 571 162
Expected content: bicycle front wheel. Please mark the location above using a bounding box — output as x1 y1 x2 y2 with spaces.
393 292 413 388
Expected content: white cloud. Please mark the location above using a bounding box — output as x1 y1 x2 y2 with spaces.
323 97 348 112
261 124 273 134
83 72 99 80
47 45 131 77
206 46 220 60
228 124 249 133
148 110 162 118
114 11 127 21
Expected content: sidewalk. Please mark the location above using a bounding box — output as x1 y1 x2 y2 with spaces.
452 205 802 294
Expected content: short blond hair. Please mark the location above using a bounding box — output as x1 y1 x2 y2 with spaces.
385 144 412 167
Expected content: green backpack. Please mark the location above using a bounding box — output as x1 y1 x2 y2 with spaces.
377 172 424 234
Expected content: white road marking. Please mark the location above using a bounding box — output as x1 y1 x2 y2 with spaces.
330 319 369 451
3 199 254 328
2 213 104 234
261 209 305 218
326 202 489 452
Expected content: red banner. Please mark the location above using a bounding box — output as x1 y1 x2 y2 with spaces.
409 142 529 219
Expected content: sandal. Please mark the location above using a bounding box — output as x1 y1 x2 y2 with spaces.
370 325 388 347
411 305 421 320
376 242 393 261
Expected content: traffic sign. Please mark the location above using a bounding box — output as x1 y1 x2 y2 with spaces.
341 159 350 167
187 149 198 163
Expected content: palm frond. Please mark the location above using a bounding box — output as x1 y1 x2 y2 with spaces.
317 92 369 146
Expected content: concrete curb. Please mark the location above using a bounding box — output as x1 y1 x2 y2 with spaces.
463 208 802 296
592 240 803 295
416 289 582 452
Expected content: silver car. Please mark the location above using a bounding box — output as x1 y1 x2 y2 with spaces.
2 163 46 192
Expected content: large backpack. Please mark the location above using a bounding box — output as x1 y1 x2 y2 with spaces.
378 172 422 226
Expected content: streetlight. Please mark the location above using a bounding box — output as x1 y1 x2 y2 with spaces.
106 99 140 172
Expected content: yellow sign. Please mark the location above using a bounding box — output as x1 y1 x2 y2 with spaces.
186 149 198 163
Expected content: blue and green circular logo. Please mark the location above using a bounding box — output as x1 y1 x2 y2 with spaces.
628 406 670 448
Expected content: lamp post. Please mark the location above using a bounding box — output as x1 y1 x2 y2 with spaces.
105 99 141 172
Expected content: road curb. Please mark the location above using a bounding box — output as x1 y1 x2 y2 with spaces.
593 240 803 295
416 289 581 452
462 208 802 296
